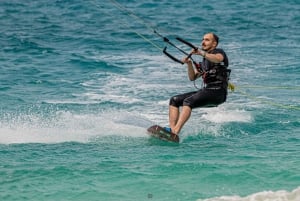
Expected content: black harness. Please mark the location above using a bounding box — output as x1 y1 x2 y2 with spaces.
196 59 231 90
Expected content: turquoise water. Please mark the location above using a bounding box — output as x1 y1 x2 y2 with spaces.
0 0 299 200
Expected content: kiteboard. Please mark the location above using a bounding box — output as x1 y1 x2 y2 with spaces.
147 125 179 143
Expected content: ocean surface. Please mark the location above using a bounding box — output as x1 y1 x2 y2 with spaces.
0 0 299 200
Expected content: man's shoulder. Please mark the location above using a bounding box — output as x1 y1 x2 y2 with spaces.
213 48 229 65
213 48 225 54
213 48 228 58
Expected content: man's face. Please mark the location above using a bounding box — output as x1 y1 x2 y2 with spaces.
201 33 216 51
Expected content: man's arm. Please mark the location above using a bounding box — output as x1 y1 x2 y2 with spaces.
182 58 201 81
197 50 224 63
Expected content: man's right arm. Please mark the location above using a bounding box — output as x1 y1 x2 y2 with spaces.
185 60 200 81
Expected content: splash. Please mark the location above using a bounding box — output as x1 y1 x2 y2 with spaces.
200 105 252 124
0 110 151 144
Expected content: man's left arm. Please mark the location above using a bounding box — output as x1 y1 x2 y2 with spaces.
197 50 224 63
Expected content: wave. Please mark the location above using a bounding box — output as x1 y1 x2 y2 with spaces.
0 110 151 144
197 186 300 201
200 106 252 124
0 101 252 144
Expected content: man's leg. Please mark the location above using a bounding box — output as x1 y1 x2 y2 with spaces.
169 105 179 131
173 106 192 135
168 91 196 134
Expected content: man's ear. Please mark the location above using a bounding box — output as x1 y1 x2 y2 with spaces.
213 41 217 47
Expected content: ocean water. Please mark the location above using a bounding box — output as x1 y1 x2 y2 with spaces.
0 0 299 200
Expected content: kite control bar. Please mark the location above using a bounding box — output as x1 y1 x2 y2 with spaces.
162 37 199 65
163 47 184 64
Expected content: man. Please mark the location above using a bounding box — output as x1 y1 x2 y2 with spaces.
167 32 230 135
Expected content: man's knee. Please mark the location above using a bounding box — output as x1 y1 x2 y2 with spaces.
183 99 194 109
169 96 180 107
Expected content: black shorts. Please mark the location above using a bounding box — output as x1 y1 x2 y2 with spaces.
169 88 227 109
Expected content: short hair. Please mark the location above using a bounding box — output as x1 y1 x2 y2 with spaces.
212 33 219 45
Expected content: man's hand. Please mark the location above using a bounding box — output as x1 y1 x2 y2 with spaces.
181 57 192 64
